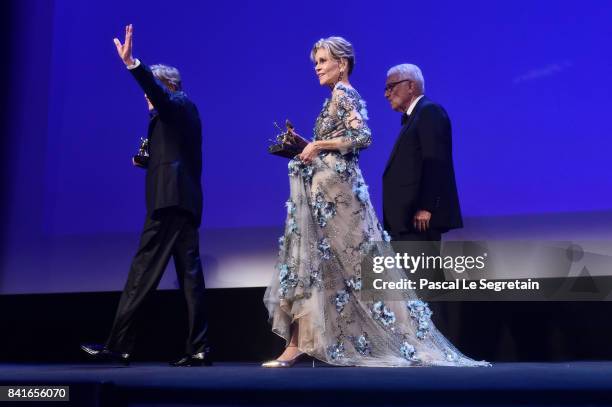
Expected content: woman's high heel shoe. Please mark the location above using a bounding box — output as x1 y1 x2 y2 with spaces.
261 348 305 368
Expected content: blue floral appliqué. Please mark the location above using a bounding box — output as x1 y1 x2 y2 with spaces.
301 164 314 182
400 341 417 361
318 238 331 260
309 267 322 288
345 276 362 292
327 341 345 361
335 161 347 174
285 199 296 215
371 301 396 327
334 290 350 313
352 333 371 356
446 351 458 362
312 192 336 227
288 158 314 183
353 181 370 204
288 158 301 177
407 300 433 340
278 263 298 298
278 235 285 251
287 217 298 235
358 238 373 255
359 99 369 121
285 198 300 235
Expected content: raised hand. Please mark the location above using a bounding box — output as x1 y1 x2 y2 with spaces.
113 24 135 66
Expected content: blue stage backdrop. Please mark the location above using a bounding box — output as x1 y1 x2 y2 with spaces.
3 0 611 294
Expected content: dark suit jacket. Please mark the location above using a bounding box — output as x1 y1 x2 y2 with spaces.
383 96 462 236
130 62 203 225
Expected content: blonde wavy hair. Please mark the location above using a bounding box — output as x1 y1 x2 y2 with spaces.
310 36 355 75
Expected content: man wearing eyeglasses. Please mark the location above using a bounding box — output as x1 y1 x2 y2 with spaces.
382 63 462 243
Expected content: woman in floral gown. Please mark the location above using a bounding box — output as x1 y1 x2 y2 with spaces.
263 37 488 368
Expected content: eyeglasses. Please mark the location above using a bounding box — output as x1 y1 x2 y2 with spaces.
384 79 411 93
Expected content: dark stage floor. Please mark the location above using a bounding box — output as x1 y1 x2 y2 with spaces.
1 362 612 406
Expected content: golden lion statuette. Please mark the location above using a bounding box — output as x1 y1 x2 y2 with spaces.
268 119 309 159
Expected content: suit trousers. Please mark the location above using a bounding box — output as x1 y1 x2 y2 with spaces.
105 208 209 355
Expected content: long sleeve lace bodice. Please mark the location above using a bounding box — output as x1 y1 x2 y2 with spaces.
314 83 372 155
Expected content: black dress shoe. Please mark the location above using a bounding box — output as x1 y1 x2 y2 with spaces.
169 352 212 367
80 343 131 366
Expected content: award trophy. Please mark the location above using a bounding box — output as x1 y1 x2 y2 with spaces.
268 119 309 159
133 137 150 169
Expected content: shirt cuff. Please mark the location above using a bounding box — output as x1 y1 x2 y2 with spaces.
126 58 141 70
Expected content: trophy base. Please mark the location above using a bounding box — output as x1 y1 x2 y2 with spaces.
133 155 149 169
268 144 303 159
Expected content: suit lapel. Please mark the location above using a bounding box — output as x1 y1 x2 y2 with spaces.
384 97 427 173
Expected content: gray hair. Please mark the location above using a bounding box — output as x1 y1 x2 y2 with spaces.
310 36 355 75
151 64 182 91
387 64 425 93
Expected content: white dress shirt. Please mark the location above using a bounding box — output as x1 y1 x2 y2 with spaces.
406 94 425 116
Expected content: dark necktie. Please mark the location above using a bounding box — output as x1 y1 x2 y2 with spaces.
401 113 409 126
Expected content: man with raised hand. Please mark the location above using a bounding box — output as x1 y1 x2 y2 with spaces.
81 24 211 367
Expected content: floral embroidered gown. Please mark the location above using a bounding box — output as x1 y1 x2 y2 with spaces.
264 83 488 367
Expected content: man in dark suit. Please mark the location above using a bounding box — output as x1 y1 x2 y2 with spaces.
383 63 462 243
382 64 463 328
81 24 210 367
